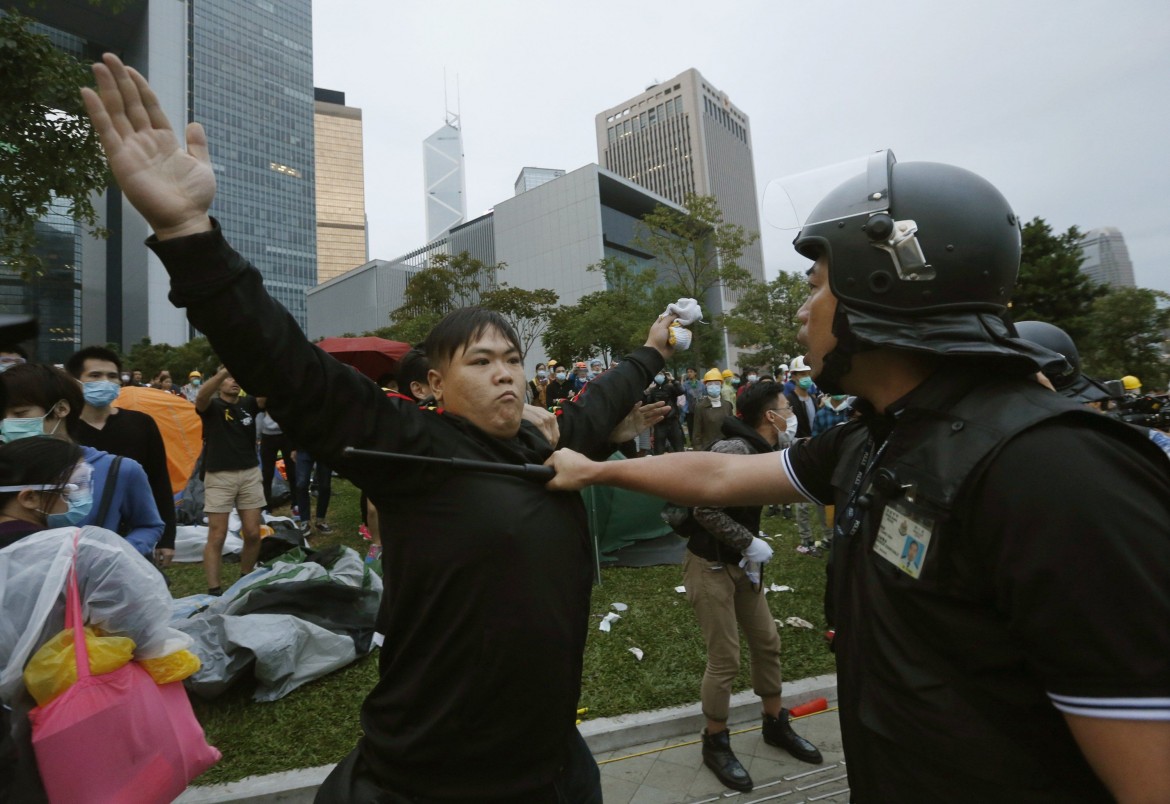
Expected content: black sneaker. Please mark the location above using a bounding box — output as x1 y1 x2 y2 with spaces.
701 728 753 792
315 520 334 534
762 709 823 765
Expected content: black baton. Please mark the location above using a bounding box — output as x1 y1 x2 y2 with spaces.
342 447 556 482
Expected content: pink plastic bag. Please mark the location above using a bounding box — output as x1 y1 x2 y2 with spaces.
27 532 220 803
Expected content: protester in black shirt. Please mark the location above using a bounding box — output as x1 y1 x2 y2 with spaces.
82 54 678 801
645 370 684 454
67 346 178 565
195 366 264 595
545 364 574 408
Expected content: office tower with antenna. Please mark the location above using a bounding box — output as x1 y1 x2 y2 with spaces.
423 75 468 243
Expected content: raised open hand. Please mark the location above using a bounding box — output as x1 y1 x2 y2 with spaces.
80 53 214 239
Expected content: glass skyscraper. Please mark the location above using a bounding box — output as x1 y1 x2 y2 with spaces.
190 0 317 327
423 118 467 243
1079 227 1136 288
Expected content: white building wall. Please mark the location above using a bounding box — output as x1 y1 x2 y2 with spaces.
493 164 607 309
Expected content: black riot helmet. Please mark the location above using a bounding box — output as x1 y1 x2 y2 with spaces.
794 151 1021 315
789 151 1057 393
1013 320 1114 404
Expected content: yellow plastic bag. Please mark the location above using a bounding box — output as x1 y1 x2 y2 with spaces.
23 627 135 706
140 649 202 685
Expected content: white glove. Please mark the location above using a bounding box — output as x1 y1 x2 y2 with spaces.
664 298 703 326
742 536 773 564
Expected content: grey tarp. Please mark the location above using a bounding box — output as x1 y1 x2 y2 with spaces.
172 545 381 701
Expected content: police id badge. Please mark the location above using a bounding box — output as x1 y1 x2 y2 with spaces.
873 501 934 579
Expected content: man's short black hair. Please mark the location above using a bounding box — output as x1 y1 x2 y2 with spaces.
423 307 522 368
0 363 84 430
0 344 28 359
397 347 431 401
65 345 123 378
736 379 785 429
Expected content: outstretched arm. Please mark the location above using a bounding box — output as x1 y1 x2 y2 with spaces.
80 53 214 240
545 447 803 507
80 52 420 491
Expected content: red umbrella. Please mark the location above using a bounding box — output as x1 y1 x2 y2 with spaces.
316 336 412 381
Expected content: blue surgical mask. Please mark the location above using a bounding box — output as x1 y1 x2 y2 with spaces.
705 382 721 397
747 374 758 383
45 490 94 528
798 376 814 390
555 372 566 381
537 370 548 380
654 374 665 384
83 380 121 408
1 403 63 443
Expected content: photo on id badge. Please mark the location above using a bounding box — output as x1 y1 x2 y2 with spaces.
873 501 932 579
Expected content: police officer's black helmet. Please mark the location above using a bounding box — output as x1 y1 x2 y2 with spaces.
1013 320 1114 404
787 151 1060 393
793 152 1021 316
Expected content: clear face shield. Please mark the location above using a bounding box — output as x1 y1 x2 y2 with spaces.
761 149 935 282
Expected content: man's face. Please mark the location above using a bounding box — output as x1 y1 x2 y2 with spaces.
686 368 697 380
429 327 525 438
81 359 120 384
132 371 142 382
797 256 839 377
220 375 241 397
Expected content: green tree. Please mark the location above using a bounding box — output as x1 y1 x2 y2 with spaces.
0 12 110 277
1081 287 1170 389
386 251 502 344
541 257 658 364
634 194 757 364
123 335 219 387
1010 217 1105 342
723 271 810 372
124 337 178 382
479 285 558 361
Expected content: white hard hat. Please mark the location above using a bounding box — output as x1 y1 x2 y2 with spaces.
790 355 811 372
777 363 789 373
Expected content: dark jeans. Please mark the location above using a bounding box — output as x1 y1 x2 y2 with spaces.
316 728 601 803
259 432 295 509
652 416 686 455
295 447 331 522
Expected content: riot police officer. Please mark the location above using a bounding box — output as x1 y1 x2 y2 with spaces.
550 152 1170 802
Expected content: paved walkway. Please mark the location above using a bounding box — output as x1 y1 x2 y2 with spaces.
177 677 842 803
597 707 847 804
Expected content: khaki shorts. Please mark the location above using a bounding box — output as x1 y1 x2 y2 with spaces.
204 466 266 513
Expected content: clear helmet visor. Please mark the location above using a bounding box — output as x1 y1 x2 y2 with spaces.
761 150 895 231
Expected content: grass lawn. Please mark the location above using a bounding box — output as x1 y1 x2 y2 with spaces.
173 477 836 785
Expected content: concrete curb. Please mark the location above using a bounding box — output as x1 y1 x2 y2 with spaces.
579 672 837 754
176 674 837 803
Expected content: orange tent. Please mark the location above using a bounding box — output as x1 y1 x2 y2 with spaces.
115 386 203 495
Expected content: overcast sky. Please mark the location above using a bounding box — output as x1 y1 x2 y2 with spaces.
312 0 1170 294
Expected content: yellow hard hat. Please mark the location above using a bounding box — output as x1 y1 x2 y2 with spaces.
721 369 734 379
703 368 723 383
1122 375 1141 391
188 370 202 378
